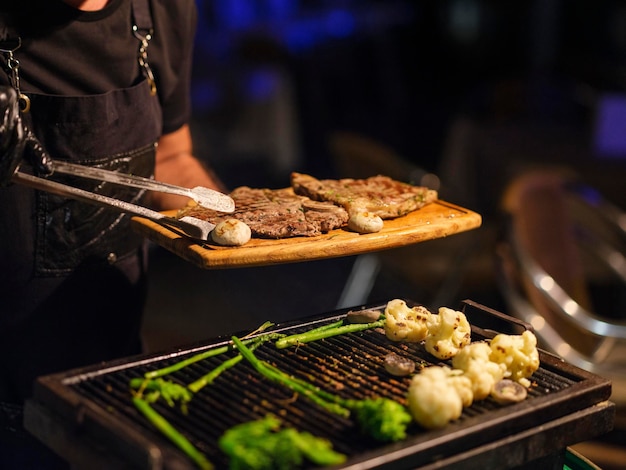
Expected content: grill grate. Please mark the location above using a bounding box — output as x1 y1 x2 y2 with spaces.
27 300 613 469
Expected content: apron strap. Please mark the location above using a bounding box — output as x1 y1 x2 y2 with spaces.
131 0 153 34
131 0 157 95
0 20 28 111
0 13 19 78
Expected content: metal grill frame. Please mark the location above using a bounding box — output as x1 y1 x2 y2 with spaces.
24 299 615 469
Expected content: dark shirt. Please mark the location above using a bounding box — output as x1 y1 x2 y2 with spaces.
0 0 199 402
0 0 197 134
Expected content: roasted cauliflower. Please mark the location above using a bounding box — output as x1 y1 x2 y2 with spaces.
406 317 539 431
383 299 431 342
489 330 540 387
424 307 471 360
407 365 473 429
451 341 506 400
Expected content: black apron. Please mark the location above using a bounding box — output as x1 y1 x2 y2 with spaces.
0 0 161 404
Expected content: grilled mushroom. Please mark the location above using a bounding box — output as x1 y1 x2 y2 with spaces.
490 379 527 404
346 309 382 324
384 352 416 376
348 212 384 233
211 219 251 246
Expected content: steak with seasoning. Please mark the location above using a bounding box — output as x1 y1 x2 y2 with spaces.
291 172 438 218
178 186 349 238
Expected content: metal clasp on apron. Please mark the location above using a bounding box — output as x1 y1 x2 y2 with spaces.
132 26 156 96
0 37 31 112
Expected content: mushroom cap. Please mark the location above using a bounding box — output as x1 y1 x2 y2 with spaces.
490 379 528 404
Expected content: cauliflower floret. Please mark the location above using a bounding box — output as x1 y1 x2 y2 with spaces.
424 307 471 360
384 299 431 342
447 370 474 408
489 330 540 388
451 342 506 400
407 366 473 429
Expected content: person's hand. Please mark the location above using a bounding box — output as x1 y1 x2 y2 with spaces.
0 86 52 186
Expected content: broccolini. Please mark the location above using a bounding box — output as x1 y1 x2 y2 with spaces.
232 336 412 442
219 414 346 470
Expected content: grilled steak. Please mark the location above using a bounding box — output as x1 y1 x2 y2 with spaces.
291 172 438 218
178 186 349 238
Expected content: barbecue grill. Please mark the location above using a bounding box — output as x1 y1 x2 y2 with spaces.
24 299 614 469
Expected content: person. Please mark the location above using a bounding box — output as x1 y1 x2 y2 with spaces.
0 0 225 466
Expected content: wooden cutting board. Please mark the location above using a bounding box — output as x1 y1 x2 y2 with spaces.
131 200 482 269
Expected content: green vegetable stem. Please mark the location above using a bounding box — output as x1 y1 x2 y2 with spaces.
144 323 282 379
274 318 385 349
187 333 275 393
132 397 213 470
232 336 411 442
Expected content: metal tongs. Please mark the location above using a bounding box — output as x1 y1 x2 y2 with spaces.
12 161 235 240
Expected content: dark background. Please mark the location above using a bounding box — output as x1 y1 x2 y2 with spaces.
188 0 626 188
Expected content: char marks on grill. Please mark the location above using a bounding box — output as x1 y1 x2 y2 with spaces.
291 172 438 218
178 186 349 238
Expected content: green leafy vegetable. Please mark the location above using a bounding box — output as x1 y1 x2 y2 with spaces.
218 414 346 470
347 396 412 442
130 378 193 414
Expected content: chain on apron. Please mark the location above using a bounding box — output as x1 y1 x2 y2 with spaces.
1 0 162 275
0 37 30 112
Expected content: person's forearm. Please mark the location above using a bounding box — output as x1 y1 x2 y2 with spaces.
152 153 226 210
151 125 227 210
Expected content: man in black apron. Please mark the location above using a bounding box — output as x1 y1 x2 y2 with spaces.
0 1 224 466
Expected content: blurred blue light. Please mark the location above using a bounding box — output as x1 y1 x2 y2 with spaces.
594 94 626 159
283 20 319 53
578 186 603 205
281 9 356 53
325 9 356 38
191 79 221 111
266 0 298 20
245 69 278 101
197 1 416 54
214 0 257 30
